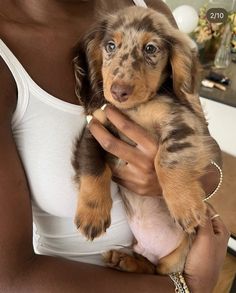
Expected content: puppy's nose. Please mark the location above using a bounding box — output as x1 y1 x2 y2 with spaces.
110 82 134 102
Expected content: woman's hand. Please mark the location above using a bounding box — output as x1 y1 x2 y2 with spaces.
88 105 222 198
184 204 230 293
88 105 162 196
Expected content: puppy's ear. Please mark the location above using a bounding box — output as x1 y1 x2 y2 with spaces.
73 21 107 114
169 33 202 115
73 43 90 107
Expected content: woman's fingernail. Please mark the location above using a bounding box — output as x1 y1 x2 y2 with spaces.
100 103 107 111
86 115 93 124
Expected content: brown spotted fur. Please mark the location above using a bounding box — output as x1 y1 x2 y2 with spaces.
72 6 219 274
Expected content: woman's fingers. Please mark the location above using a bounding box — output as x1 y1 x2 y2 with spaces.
87 106 161 197
206 202 218 218
110 160 155 179
88 119 147 166
196 214 214 238
111 163 162 196
112 176 161 197
112 176 139 194
104 105 158 156
195 204 221 238
206 203 230 239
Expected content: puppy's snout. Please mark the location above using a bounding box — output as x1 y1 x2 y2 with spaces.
110 82 134 102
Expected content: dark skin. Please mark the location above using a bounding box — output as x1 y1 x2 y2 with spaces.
88 105 221 197
0 0 229 292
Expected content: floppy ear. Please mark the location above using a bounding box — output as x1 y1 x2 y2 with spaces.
169 32 202 115
73 21 107 114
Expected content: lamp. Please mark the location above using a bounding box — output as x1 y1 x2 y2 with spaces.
173 5 199 34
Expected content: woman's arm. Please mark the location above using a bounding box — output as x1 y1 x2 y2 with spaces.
0 58 175 292
0 60 228 292
184 204 230 293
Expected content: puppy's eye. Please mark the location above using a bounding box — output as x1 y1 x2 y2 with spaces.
144 43 159 54
105 41 116 53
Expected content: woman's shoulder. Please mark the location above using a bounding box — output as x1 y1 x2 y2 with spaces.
0 57 17 120
0 2 19 114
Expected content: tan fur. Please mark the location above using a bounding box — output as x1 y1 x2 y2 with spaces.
116 98 210 271
125 99 173 135
113 32 123 46
73 6 219 274
103 250 156 274
74 165 112 240
156 233 191 274
103 234 191 275
155 158 208 233
102 29 168 109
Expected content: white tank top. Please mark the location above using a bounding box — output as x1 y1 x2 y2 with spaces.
0 39 134 266
0 0 148 266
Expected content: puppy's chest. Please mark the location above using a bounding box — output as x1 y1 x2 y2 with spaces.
122 99 173 140
93 99 176 145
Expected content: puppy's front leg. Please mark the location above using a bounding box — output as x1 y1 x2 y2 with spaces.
155 158 206 233
73 127 112 240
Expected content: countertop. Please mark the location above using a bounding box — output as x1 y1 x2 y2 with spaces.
199 54 236 108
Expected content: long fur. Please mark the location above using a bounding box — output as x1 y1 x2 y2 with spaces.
72 6 219 274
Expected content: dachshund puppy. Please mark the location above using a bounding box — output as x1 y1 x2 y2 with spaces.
72 6 218 274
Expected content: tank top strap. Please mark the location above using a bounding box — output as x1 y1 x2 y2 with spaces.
132 0 147 8
0 39 29 127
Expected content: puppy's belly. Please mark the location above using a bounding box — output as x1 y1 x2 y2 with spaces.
122 189 184 265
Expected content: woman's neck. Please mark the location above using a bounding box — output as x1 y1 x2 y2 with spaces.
5 0 95 25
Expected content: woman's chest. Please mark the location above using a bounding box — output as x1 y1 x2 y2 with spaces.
0 20 93 105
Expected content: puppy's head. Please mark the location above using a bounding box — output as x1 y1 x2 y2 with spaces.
74 6 200 113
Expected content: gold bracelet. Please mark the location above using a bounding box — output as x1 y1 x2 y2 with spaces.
203 160 223 202
169 272 191 293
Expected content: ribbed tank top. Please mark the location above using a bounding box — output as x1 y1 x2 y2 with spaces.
0 0 148 266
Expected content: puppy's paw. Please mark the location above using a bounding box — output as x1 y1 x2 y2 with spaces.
103 250 137 272
169 197 207 233
103 250 155 274
74 196 112 240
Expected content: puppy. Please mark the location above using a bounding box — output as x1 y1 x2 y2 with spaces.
72 6 219 274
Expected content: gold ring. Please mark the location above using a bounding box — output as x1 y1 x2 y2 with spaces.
211 214 220 220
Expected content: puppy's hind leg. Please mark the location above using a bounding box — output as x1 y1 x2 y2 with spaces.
103 250 156 274
156 234 192 275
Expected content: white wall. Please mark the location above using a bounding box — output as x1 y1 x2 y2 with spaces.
200 97 236 156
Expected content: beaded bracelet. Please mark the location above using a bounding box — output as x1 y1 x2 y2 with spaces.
203 160 223 202
169 272 191 293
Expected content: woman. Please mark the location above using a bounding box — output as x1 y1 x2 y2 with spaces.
0 0 229 292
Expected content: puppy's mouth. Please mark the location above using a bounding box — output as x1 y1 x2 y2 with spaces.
103 81 152 109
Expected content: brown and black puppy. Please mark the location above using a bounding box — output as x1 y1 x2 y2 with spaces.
72 6 218 274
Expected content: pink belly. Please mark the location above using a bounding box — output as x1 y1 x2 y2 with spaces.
125 193 184 265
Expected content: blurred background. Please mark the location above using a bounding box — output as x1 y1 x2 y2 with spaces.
165 0 235 11
163 1 236 293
